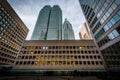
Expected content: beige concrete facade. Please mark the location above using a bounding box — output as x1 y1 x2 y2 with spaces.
14 40 104 70
0 0 29 65
79 23 92 40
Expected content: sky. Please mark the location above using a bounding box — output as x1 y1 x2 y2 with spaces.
7 0 86 40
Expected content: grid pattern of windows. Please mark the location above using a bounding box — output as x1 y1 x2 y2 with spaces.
101 41 120 68
79 0 120 69
98 28 120 47
0 2 28 65
95 10 120 40
14 40 104 70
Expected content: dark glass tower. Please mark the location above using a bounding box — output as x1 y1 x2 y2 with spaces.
47 5 62 40
79 0 120 69
31 5 51 40
31 5 62 40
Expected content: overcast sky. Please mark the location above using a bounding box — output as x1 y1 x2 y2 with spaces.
7 0 86 40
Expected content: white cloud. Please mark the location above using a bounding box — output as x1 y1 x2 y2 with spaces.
8 0 86 40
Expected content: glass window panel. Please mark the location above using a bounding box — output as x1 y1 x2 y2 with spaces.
111 3 117 10
0 21 2 25
97 13 100 18
108 8 113 14
114 14 120 22
103 15 107 20
0 15 2 19
110 18 116 25
112 30 119 37
118 10 120 16
104 25 109 31
108 34 112 39
115 0 120 5
105 11 110 17
106 0 111 4
104 2 108 8
100 18 104 23
108 33 114 39
107 22 112 28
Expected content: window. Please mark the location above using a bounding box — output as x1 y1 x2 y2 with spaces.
88 51 91 54
74 56 77 59
98 56 101 59
19 61 22 65
100 61 103 65
83 61 86 65
82 56 85 59
22 56 24 59
75 61 78 65
78 56 81 59
115 0 120 5
108 30 119 39
79 61 82 64
96 61 99 65
90 56 93 59
94 56 97 59
16 61 19 65
23 61 26 65
86 56 89 59
31 61 34 65
91 61 94 65
87 61 90 65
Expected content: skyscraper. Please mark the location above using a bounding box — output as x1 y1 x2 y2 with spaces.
79 23 92 40
31 5 62 40
63 19 75 40
79 0 120 69
47 5 62 40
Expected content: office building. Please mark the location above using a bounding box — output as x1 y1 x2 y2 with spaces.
0 0 120 79
31 5 51 40
31 5 62 40
79 0 120 69
79 23 92 40
0 0 28 65
63 19 75 40
14 40 104 70
47 5 62 40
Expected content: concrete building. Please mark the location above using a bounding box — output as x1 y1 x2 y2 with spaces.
31 5 62 40
79 0 120 69
63 19 75 40
0 0 28 65
79 23 92 40
14 40 104 70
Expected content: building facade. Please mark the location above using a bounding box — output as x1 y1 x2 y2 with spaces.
63 19 75 40
31 5 51 40
79 0 120 69
0 0 28 65
14 40 104 70
79 23 92 40
31 5 62 40
47 5 62 40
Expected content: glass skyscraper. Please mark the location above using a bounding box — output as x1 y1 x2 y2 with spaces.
31 5 62 40
63 19 75 40
79 0 120 69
